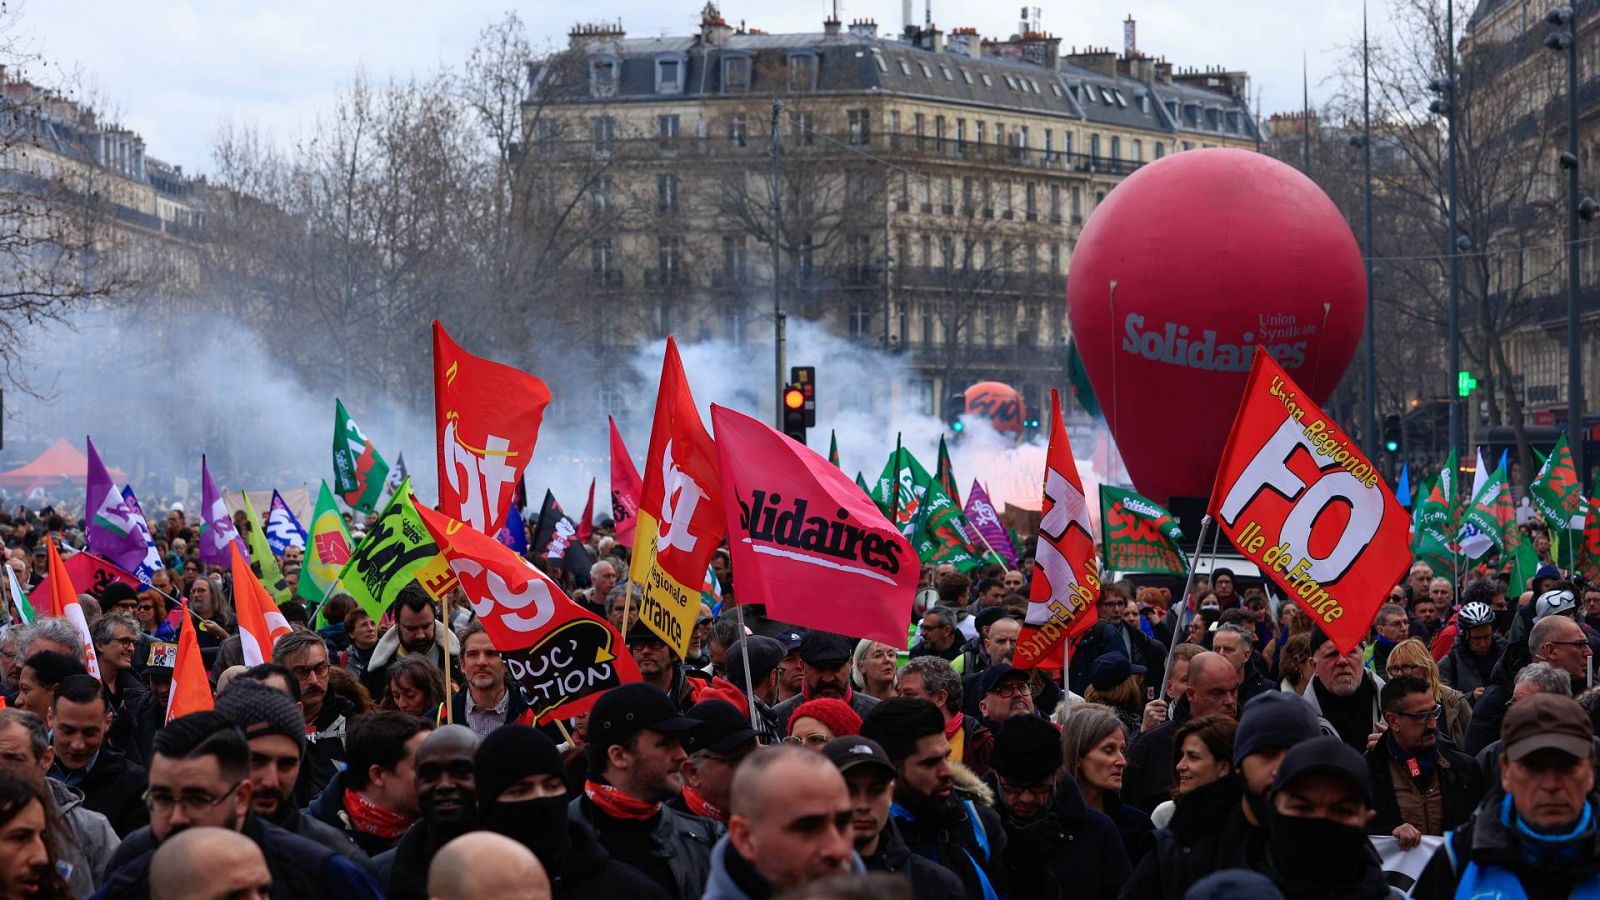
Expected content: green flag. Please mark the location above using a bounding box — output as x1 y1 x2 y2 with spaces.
240 493 291 604
335 477 455 622
1411 474 1454 577
935 436 961 507
332 399 391 514
1460 462 1510 562
1066 338 1102 419
872 447 981 571
855 472 871 495
1531 433 1587 531
298 481 355 609
829 431 841 469
1099 485 1187 576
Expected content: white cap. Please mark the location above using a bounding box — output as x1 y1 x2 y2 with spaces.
170 502 184 513
1535 589 1578 621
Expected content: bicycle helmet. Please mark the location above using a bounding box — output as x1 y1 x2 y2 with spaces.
1457 601 1494 629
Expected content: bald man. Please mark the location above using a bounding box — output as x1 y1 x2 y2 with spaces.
427 832 550 900
149 827 271 900
1123 651 1241 812
704 746 862 897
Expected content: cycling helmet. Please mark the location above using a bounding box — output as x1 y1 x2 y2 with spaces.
1457 601 1494 629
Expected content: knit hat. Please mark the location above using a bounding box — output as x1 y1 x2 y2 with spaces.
215 679 306 754
1183 870 1285 900
989 714 1063 783
788 698 862 738
100 581 137 608
474 725 567 808
1233 691 1322 765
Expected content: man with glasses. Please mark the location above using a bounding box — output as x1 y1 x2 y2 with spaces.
93 613 159 766
1301 628 1384 753
975 664 1036 728
1367 603 1410 676
1070 582 1164 696
910 606 966 666
1362 675 1484 851
823 735 964 899
95 710 383 899
673 699 758 825
1465 614 1593 755
272 631 350 806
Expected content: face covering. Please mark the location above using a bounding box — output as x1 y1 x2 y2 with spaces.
1267 811 1372 885
483 796 572 866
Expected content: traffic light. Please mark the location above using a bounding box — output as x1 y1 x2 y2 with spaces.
782 384 808 443
944 392 967 434
1382 413 1401 454
790 366 816 427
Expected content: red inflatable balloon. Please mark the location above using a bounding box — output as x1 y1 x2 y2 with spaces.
1067 148 1365 506
964 382 1023 435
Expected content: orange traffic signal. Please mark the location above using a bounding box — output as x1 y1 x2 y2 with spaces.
783 387 806 410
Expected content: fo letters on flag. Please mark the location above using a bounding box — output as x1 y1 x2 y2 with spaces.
1208 353 1409 655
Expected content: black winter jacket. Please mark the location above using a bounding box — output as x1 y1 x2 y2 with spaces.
861 818 965 900
569 792 720 900
1438 634 1505 699
890 789 1009 900
1121 696 1189 813
989 770 1130 900
1363 738 1485 838
59 746 148 838
1118 775 1265 900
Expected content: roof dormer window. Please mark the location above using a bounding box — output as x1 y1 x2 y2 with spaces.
655 54 686 95
722 54 751 93
788 51 819 91
590 56 619 98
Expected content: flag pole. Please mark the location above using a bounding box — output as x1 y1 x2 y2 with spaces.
891 433 903 526
441 590 455 724
734 603 761 732
1162 515 1213 694
553 717 575 747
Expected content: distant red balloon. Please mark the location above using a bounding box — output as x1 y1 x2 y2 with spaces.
964 382 1023 434
1067 148 1365 506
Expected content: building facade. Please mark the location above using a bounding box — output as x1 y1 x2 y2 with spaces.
525 4 1260 426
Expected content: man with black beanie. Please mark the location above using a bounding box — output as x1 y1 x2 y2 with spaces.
1121 691 1325 900
214 679 366 862
988 715 1129 900
475 724 667 900
1260 736 1393 899
373 725 480 900
859 697 1006 900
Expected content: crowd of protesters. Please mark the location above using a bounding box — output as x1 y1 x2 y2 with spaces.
5 497 1600 899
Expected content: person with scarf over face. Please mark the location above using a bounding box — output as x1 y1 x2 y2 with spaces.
476 724 668 900
1414 693 1600 899
1260 736 1400 900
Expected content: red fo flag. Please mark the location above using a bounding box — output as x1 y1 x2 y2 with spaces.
166 601 214 722
434 321 552 536
1208 352 1408 655
609 416 643 547
711 405 914 647
628 338 725 656
44 539 100 679
1014 391 1102 670
231 545 290 667
416 504 641 723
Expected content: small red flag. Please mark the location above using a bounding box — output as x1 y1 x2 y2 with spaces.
577 478 596 543
45 539 100 679
609 416 642 547
167 601 214 722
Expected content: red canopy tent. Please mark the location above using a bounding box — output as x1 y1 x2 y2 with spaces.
0 438 128 488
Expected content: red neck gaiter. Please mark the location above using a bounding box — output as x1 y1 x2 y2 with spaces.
584 779 661 821
944 712 964 740
682 786 726 822
343 788 411 840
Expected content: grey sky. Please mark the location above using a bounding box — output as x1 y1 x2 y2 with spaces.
21 0 1397 174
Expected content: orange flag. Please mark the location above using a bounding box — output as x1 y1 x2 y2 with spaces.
45 539 100 679
166 601 213 722
231 545 290 666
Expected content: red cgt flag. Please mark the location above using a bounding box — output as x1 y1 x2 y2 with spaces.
609 416 643 548
434 321 552 537
1207 352 1409 655
1014 391 1102 670
416 504 641 723
711 405 915 647
577 478 596 543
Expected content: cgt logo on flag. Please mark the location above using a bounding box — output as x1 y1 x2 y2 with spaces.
1208 352 1409 654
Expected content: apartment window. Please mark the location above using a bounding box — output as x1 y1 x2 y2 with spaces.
981 73 993 87
1070 186 1082 223
722 235 747 282
899 59 912 76
890 110 901 149
961 69 973 84
656 56 684 94
728 114 748 147
919 62 933 79
1089 133 1101 163
935 115 946 153
940 64 954 81
790 111 815 145
590 58 618 97
1050 244 1061 275
1049 184 1061 223
957 118 967 150
1025 182 1037 222
849 306 872 339
788 53 819 91
982 180 994 219
658 114 680 150
962 177 974 215
533 119 558 154
921 175 933 213
897 171 909 211
873 52 888 73
1095 190 1106 205
963 238 975 272
1044 130 1055 159
722 56 751 92
920 234 932 271
657 174 678 213
591 238 618 285
914 113 926 148
1132 139 1143 162
1017 125 1030 150
722 303 745 343
942 176 954 215
1026 242 1038 275
847 109 870 145
590 175 612 215
1155 142 1166 159
940 236 954 271
977 121 986 145
591 116 615 154
1065 132 1075 157
923 305 934 345
657 237 683 285
994 122 1005 145
1110 136 1121 162
897 233 909 273
1000 181 1013 220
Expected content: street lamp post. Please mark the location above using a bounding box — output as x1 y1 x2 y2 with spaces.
1362 1 1378 459
1429 0 1463 483
1548 7 1589 486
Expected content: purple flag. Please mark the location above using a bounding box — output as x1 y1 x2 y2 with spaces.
121 485 164 585
964 480 1019 568
199 455 249 567
84 437 147 573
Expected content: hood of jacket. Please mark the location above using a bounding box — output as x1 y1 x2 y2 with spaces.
368 621 460 671
703 833 865 900
45 777 84 816
950 759 994 806
1167 773 1249 839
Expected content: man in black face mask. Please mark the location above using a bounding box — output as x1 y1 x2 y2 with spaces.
474 724 668 900
1262 736 1394 899
373 725 480 900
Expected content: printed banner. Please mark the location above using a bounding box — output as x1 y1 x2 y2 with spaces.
336 477 458 622
1207 352 1409 655
712 405 914 647
629 338 726 657
417 504 640 723
1531 432 1586 530
1015 390 1101 669
200 456 249 567
434 321 552 536
1100 485 1188 577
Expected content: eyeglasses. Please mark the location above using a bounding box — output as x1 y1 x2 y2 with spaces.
1387 663 1422 678
988 682 1027 699
1389 704 1443 724
998 780 1054 802
1546 639 1592 652
136 604 156 613
107 637 137 648
290 661 331 681
143 780 242 816
784 733 831 747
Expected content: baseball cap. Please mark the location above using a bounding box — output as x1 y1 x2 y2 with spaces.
978 662 1028 697
973 607 1018 633
798 631 854 667
1502 692 1594 762
684 699 758 754
1269 735 1373 806
775 629 804 651
1086 651 1146 692
822 736 895 779
586 683 702 746
1535 589 1579 621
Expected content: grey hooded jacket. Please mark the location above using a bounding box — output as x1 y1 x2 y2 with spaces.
49 777 120 898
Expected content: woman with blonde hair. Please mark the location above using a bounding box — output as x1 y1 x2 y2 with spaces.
1383 637 1472 747
850 639 899 701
